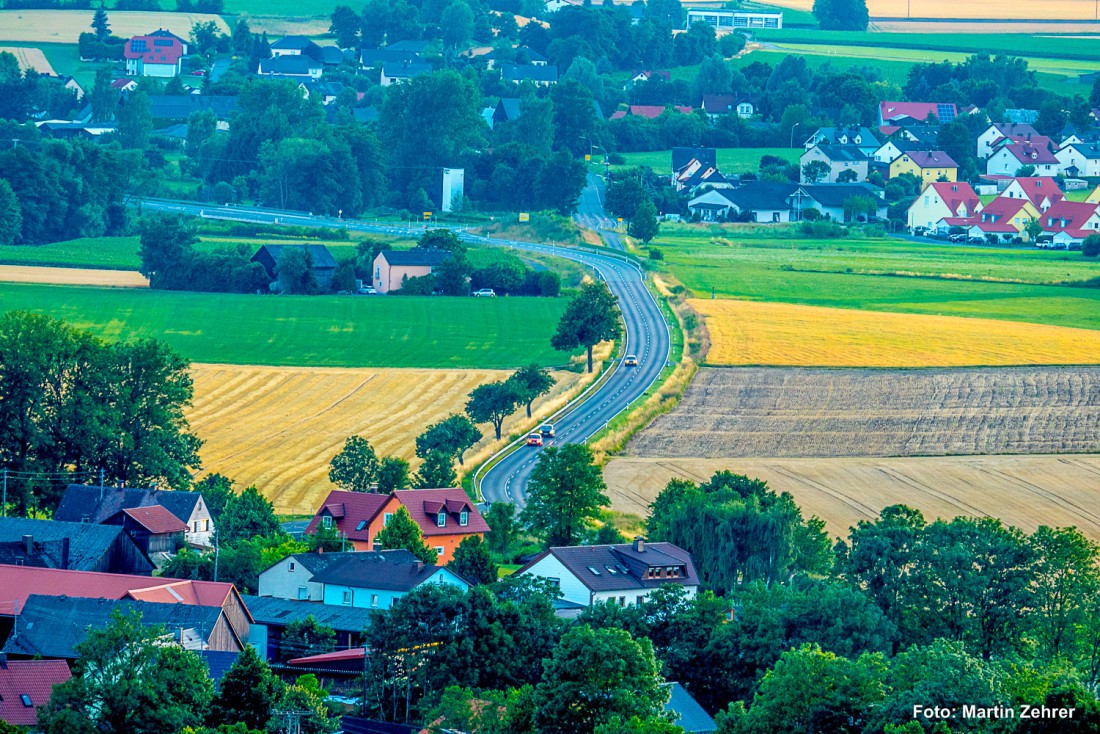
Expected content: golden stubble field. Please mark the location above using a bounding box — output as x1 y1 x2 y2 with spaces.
605 455 1100 542
692 299 1100 367
762 0 1099 19
187 360 602 515
0 10 228 43
0 46 54 74
0 265 147 288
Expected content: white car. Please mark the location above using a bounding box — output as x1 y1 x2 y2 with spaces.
358 285 377 295
473 289 496 297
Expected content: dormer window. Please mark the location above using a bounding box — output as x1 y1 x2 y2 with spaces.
437 511 447 527
459 511 468 527
322 515 333 529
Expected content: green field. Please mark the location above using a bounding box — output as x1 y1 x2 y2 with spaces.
756 30 1100 61
0 282 572 368
653 226 1100 331
615 148 801 174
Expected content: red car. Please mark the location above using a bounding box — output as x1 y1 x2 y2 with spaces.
526 433 543 447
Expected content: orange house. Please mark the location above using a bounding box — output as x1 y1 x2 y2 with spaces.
304 488 487 563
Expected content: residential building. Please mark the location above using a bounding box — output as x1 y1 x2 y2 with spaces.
61 75 85 100
380 61 432 86
879 101 957 126
0 659 71 728
873 139 923 165
0 517 153 575
250 244 338 292
359 46 420 70
888 150 958 183
372 249 452 293
484 46 548 70
1055 142 1100 178
687 182 797 222
888 124 940 146
700 94 753 119
104 505 187 559
110 78 138 92
312 550 469 609
124 32 186 77
609 104 693 120
148 94 237 125
684 8 782 29
492 97 522 125
3 595 243 659
792 183 887 222
804 126 879 156
270 36 323 58
258 551 348 601
518 538 699 607
298 80 345 105
500 63 558 86
626 69 670 87
258 55 323 79
243 595 372 661
54 484 214 547
958 196 1040 241
986 141 1060 177
800 145 869 183
906 181 982 231
673 158 732 194
1001 176 1064 212
976 122 1040 159
672 147 717 173
1041 200 1100 247
665 682 717 733
390 489 488 562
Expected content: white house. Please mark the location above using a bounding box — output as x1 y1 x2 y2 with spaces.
975 123 1040 159
518 538 699 608
800 145 869 183
257 55 323 79
124 33 185 78
380 61 432 86
312 549 469 609
1055 143 1100 178
1001 176 1064 212
258 551 349 602
986 141 1060 177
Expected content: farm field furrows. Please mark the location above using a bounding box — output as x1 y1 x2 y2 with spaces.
0 265 147 288
603 455 1100 541
0 46 54 74
627 366 1100 458
693 299 1100 367
0 282 572 368
0 10 229 43
188 363 596 514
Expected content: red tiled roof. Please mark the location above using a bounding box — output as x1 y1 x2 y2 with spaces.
391 489 489 537
1008 177 1064 207
927 181 981 216
1041 200 1100 234
880 101 955 122
0 563 235 612
0 660 71 726
614 105 693 120
122 505 187 534
124 34 185 66
979 196 1030 221
971 220 1017 233
304 490 391 541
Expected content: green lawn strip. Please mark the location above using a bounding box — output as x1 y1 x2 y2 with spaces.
35 42 99 89
220 0 345 18
652 228 1100 330
615 147 800 174
0 282 573 368
755 29 1100 61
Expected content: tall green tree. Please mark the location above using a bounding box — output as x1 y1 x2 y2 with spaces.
218 485 280 543
89 65 117 122
441 0 474 48
92 7 111 40
376 455 411 491
448 535 498 585
535 150 587 215
485 501 520 560
416 414 481 466
812 0 869 30
329 5 361 48
1028 526 1100 663
507 365 555 419
534 626 667 734
374 505 437 563
328 435 380 491
628 201 660 243
280 616 337 662
414 449 458 489
551 282 623 373
0 179 22 245
117 91 152 149
521 444 609 547
466 380 522 440
38 610 213 734
231 17 252 55
210 645 283 730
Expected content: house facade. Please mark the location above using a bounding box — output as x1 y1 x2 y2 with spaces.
800 145 869 183
54 484 214 547
303 490 395 551
312 550 469 609
250 244 338 291
258 551 346 601
907 181 982 231
1055 143 1100 178
105 505 187 558
986 142 1060 177
975 123 1040 159
124 33 185 77
372 249 452 293
888 151 958 183
0 517 153 575
1001 177 1064 212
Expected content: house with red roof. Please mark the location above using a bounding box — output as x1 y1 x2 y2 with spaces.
1001 177 1064 212
936 196 1040 244
987 141 1060 177
1040 200 1100 247
879 101 957 127
105 504 188 558
609 105 694 120
303 488 488 563
124 31 186 78
907 181 982 232
0 659 71 727
976 122 1040 159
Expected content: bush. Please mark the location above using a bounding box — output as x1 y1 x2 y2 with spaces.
607 152 626 165
801 208 822 222
798 220 846 239
331 262 357 292
398 273 435 295
648 247 664 260
1084 234 1100 257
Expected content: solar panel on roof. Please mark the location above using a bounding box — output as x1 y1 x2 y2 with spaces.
131 39 147 52
937 103 956 122
154 38 172 46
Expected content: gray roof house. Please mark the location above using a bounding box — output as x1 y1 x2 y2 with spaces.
258 550 352 601
0 517 154 575
147 95 237 122
665 682 717 733
500 63 558 85
54 484 215 547
310 550 470 609
258 55 323 79
244 593 374 662
250 244 338 292
517 538 699 608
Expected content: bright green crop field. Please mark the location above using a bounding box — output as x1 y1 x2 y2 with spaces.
0 283 573 368
652 226 1100 331
614 147 801 174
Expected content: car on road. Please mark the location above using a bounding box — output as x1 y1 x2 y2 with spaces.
912 226 928 236
473 289 496 297
624 355 638 366
539 423 555 437
526 432 543 446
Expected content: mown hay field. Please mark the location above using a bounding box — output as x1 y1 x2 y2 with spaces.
0 10 228 43
0 46 54 74
693 299 1100 367
0 265 147 288
761 0 1098 20
189 362 600 514
604 455 1100 541
628 366 1100 459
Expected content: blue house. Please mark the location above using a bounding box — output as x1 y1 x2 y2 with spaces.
312 549 469 609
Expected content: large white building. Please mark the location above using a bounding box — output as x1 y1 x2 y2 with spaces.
685 8 782 29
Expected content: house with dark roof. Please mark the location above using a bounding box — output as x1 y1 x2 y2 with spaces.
987 141 1060 177
3 595 243 660
0 658 71 728
976 122 1041 159
243 594 372 662
672 147 716 173
1055 142 1100 178
302 488 488 563
500 63 558 86
518 538 699 607
271 35 323 59
358 46 421 69
104 505 188 559
800 145 869 183
258 54 323 79
687 182 799 222
803 126 879 156
0 517 153 575
664 682 717 733
493 97 522 125
673 158 733 195
372 248 452 293
793 183 887 222
312 550 468 609
148 94 238 123
380 61 432 86
888 150 958 183
55 484 214 547
250 244 338 292
258 550 350 601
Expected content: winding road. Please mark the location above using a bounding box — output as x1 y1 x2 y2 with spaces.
137 182 670 510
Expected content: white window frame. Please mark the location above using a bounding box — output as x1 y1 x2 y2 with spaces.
436 512 446 527
459 511 468 527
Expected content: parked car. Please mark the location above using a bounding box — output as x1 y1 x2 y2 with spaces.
912 226 928 236
922 229 937 238
948 233 966 242
539 423 555 437
967 236 986 244
1035 234 1054 249
624 355 638 366
526 432 543 446
473 289 496 297
358 285 377 295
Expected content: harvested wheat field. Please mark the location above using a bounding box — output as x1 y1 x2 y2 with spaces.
0 11 228 43
605 455 1100 541
0 265 148 288
188 363 597 515
692 299 1100 367
0 46 54 75
763 0 1097 19
629 366 1100 459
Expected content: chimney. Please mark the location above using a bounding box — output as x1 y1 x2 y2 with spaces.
633 536 645 553
61 537 70 570
22 534 32 555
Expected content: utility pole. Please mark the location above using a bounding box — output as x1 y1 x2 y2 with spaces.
2 469 7 518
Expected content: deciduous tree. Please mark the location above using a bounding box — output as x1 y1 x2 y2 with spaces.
449 535 498 585
507 365 555 419
374 505 437 563
521 444 609 547
466 380 522 440
376 456 411 491
414 449 458 489
329 5 360 48
329 435 380 491
551 282 623 373
209 645 282 730
218 485 280 543
628 201 660 243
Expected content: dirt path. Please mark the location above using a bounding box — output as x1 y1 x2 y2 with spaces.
0 265 149 288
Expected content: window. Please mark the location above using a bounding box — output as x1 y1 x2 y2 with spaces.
619 596 626 607
434 546 445 557
289 562 296 572
356 520 367 531
437 511 447 527
459 511 468 527
323 515 333 529
636 595 645 605
342 590 352 605
383 513 393 525
204 520 210 531
297 586 308 600
21 695 32 707
371 594 379 607
587 566 601 576
193 521 200 533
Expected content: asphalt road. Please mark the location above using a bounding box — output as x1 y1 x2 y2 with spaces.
136 192 671 510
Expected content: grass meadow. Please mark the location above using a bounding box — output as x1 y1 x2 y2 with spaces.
615 147 801 174
0 282 573 368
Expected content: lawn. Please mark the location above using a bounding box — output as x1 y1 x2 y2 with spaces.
0 283 573 368
756 30 1100 62
653 225 1100 331
615 147 801 174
